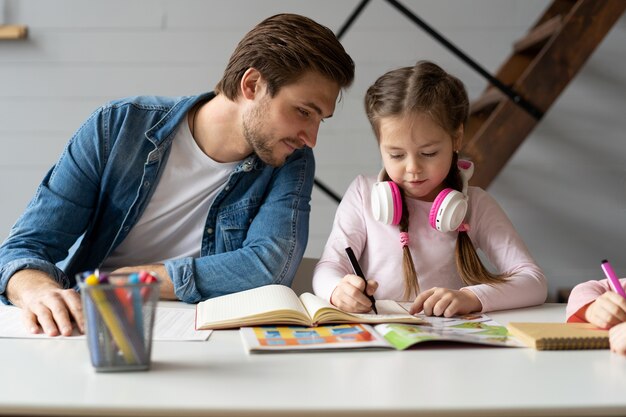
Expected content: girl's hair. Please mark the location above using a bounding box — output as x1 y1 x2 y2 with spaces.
215 13 354 100
365 61 508 299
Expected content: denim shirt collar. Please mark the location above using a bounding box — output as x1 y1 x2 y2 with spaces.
146 92 217 148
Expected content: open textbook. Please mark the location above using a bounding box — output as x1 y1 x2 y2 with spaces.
195 284 425 330
240 313 523 352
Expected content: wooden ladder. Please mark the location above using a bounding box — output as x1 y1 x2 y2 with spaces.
462 0 626 188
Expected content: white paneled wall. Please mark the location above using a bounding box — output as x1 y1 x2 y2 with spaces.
1 0 625 300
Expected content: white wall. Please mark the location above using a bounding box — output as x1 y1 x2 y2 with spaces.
1 0 624 301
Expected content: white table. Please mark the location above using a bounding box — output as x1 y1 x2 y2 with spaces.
2 303 626 417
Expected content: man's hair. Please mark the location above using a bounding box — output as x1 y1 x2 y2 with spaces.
215 13 354 99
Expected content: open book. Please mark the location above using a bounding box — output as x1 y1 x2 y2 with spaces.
507 322 609 350
195 284 425 330
240 313 522 352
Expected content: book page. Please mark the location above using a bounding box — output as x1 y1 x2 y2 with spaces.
196 284 311 329
375 314 522 350
298 293 426 325
240 324 391 353
154 308 212 341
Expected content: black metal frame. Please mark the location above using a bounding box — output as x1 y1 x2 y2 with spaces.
314 0 543 204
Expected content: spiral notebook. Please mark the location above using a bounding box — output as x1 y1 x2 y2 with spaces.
507 322 609 350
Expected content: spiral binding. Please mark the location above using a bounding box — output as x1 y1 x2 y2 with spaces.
537 337 610 350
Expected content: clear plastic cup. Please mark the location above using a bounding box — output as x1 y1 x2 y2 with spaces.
78 272 160 372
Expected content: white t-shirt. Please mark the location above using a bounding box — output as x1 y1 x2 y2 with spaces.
101 120 240 270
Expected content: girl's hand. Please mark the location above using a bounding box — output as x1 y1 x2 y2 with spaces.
584 292 626 329
610 322 626 355
409 287 482 317
330 275 378 313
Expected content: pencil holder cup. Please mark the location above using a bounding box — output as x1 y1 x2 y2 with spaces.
78 271 161 372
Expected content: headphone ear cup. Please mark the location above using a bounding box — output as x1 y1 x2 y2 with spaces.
371 181 402 225
429 188 468 232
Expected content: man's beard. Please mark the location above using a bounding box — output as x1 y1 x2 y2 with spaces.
243 127 279 167
242 99 286 167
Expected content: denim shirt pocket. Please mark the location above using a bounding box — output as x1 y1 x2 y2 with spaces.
217 197 261 252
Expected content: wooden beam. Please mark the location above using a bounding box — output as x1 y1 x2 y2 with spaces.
513 15 562 54
463 0 626 188
0 25 28 40
463 100 537 188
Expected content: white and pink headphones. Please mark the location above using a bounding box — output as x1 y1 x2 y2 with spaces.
371 159 474 233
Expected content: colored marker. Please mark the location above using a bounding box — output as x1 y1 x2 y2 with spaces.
128 273 145 340
85 274 139 365
98 272 109 284
139 271 158 302
81 273 103 366
601 259 626 298
345 247 378 314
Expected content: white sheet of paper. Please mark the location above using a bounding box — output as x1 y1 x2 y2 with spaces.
0 305 211 341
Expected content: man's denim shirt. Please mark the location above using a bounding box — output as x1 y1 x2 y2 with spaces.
0 92 314 304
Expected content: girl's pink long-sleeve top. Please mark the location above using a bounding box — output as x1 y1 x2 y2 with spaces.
565 278 626 322
312 175 547 312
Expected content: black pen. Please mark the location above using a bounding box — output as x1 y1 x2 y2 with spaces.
344 247 378 314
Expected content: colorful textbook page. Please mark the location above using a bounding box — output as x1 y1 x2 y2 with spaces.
240 324 390 352
240 314 522 353
376 313 523 350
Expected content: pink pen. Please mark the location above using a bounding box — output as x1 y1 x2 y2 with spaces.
601 259 626 298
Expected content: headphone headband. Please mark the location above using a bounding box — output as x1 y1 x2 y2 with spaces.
457 159 474 196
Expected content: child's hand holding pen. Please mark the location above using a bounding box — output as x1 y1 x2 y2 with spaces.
585 259 626 329
337 247 378 314
330 275 379 313
583 292 626 329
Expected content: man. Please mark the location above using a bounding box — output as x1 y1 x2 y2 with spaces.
0 13 354 336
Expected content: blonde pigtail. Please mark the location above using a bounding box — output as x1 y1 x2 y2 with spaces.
398 188 419 299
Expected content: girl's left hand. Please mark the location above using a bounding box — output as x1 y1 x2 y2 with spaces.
609 322 626 355
409 287 482 317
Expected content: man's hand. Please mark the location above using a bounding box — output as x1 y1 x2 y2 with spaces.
6 269 84 336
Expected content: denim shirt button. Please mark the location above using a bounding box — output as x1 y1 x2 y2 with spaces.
243 161 253 172
143 181 150 187
224 186 230 191
206 227 214 234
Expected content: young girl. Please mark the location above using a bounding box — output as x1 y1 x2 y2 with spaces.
566 278 626 355
312 61 547 317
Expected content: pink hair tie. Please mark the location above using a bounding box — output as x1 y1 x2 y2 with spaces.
457 223 470 233
399 232 410 247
